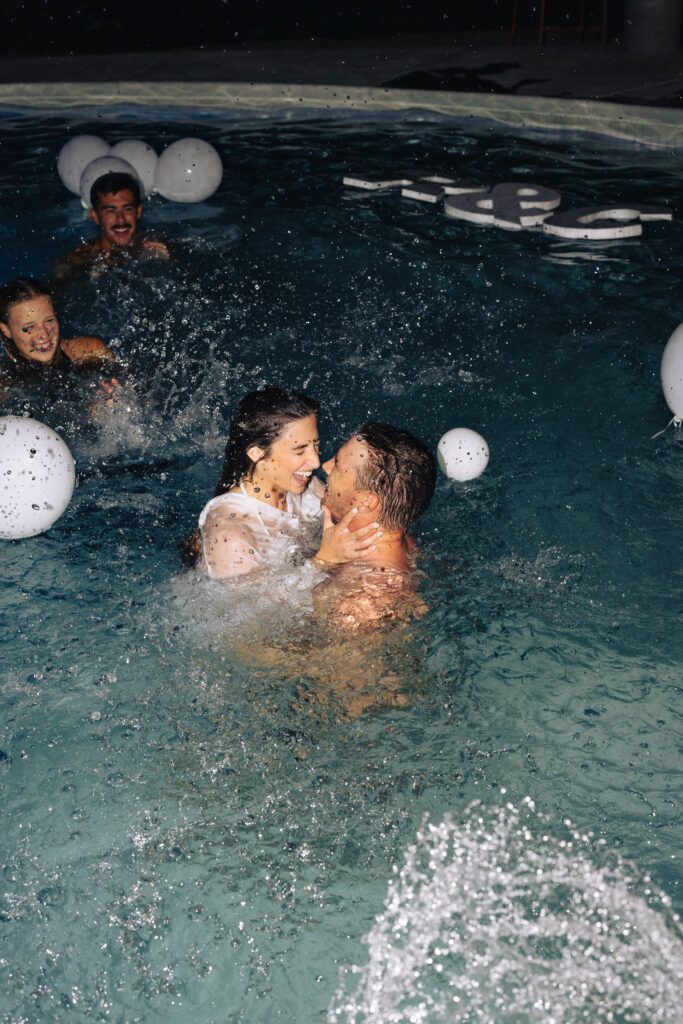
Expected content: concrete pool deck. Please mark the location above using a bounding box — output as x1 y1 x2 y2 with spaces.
0 31 682 147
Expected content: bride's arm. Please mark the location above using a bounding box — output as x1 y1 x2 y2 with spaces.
201 511 262 578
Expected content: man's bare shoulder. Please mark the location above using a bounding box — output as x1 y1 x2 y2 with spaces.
59 240 102 264
53 241 102 282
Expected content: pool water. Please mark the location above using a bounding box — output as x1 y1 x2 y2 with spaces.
1 109 682 1023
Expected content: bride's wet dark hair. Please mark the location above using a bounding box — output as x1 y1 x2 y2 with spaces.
182 385 320 566
214 386 320 496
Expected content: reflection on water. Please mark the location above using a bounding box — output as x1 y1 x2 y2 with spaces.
330 800 683 1023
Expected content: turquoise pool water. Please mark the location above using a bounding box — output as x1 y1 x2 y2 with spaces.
1 109 682 1022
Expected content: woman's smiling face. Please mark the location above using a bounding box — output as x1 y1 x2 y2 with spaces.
250 414 321 497
0 295 60 363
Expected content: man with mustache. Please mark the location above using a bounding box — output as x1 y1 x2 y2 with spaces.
54 172 169 282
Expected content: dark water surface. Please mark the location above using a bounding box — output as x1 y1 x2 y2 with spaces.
1 110 682 1022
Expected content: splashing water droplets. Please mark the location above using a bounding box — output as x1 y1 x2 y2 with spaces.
329 802 683 1024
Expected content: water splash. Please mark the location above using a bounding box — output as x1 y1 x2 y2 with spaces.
329 799 683 1024
86 383 149 456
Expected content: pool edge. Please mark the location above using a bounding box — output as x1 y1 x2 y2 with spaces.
1 82 682 149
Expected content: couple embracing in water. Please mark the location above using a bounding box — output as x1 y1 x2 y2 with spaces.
185 386 436 635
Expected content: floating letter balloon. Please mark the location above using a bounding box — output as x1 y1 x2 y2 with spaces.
0 417 76 539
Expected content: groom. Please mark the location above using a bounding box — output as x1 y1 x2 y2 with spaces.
313 420 436 631
244 421 436 720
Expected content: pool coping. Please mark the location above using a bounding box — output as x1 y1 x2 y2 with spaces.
1 81 682 149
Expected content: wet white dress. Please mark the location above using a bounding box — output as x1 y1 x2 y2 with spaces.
198 481 322 579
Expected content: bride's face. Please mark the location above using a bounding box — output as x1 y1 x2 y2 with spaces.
252 414 321 496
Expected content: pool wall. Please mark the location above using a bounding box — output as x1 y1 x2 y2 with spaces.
1 82 682 149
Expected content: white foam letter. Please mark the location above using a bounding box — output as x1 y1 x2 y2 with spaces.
402 177 489 204
445 182 561 231
543 204 672 240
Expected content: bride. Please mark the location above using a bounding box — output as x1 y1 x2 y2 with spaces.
185 386 380 578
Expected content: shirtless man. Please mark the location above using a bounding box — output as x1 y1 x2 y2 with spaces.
54 171 169 282
249 422 437 720
313 421 436 631
299 421 437 717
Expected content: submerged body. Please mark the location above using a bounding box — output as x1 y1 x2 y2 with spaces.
245 558 427 721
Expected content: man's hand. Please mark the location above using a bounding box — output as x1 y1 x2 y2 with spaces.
97 377 120 402
142 239 170 260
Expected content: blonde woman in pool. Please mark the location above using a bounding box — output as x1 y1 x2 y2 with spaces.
0 277 119 396
184 386 381 578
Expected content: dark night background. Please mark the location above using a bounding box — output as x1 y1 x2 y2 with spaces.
2 1 628 55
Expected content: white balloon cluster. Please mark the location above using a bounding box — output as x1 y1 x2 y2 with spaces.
0 417 76 540
57 135 223 207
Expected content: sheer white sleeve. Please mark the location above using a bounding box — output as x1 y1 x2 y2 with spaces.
200 510 263 579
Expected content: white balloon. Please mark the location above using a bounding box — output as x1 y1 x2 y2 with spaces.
57 135 111 195
0 417 76 540
437 428 490 482
111 140 158 197
154 138 223 203
79 155 142 208
661 322 683 419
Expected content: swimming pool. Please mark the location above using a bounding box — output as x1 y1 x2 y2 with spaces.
1 108 682 1022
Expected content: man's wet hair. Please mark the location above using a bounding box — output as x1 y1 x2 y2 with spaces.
90 172 141 211
355 421 436 532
